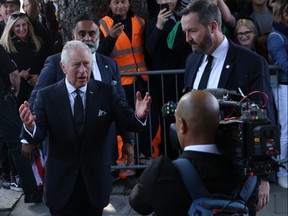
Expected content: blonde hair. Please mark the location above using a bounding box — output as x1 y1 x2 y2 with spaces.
272 0 288 23
234 19 258 38
0 11 41 53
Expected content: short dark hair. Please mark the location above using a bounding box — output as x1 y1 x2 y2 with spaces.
73 13 99 28
179 0 222 30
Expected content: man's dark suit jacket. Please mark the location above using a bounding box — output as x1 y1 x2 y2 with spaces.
22 79 145 210
29 52 126 109
184 40 276 123
129 152 259 216
28 51 133 150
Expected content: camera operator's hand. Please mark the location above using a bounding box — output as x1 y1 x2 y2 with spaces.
256 180 270 211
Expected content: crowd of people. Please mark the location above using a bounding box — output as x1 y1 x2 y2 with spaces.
0 0 287 215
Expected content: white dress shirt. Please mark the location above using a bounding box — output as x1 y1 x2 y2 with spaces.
193 37 229 90
66 78 87 114
92 53 102 81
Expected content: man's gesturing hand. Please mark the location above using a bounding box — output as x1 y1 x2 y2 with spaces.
19 101 36 132
135 91 152 119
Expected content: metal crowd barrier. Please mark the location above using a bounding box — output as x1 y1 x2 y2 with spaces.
111 69 185 171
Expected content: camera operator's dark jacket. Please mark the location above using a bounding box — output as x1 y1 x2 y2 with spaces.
130 152 259 216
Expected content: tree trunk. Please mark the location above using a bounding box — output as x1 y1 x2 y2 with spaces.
58 0 148 42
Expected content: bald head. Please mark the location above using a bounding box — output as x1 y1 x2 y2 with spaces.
175 90 220 148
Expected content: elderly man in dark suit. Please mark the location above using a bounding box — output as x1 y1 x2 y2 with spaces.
19 40 151 216
179 0 275 211
26 13 135 166
129 90 259 216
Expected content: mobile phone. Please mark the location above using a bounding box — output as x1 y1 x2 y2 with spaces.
160 3 169 11
112 14 122 25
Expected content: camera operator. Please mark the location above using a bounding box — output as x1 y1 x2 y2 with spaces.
129 90 260 216
180 0 275 210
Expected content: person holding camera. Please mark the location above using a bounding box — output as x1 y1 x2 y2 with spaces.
129 90 260 216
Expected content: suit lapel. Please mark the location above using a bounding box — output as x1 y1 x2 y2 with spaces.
85 80 101 127
188 55 204 88
217 41 236 88
53 80 75 132
96 53 112 84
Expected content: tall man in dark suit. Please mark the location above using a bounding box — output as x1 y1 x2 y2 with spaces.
129 90 259 216
19 40 151 216
179 0 275 211
26 13 135 166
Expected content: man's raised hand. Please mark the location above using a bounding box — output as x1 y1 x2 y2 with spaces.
19 101 36 132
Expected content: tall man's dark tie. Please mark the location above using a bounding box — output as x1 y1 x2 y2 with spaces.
74 89 85 137
198 55 214 90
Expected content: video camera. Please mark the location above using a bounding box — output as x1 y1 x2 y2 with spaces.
162 88 280 176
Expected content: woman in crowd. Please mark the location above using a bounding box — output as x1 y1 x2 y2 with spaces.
0 11 47 107
267 0 288 189
234 18 270 61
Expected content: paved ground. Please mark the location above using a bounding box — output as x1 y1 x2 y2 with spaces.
0 182 286 216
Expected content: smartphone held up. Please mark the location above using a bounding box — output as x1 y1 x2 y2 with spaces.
112 14 122 25
160 3 169 11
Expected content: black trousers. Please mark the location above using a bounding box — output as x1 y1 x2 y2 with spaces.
49 173 104 216
0 93 37 195
0 134 9 174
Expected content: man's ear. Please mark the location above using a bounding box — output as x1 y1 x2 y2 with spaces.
60 62 67 75
179 118 187 134
210 20 218 33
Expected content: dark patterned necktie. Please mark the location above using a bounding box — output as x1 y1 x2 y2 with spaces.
198 55 214 90
74 89 84 137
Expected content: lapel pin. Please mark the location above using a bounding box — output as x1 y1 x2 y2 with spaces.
226 65 230 69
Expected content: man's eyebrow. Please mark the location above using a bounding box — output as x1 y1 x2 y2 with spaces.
78 30 96 32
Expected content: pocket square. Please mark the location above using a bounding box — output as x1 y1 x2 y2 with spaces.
98 109 107 117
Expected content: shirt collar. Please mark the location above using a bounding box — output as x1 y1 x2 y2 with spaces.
184 144 221 154
65 78 87 94
210 36 229 60
93 52 97 64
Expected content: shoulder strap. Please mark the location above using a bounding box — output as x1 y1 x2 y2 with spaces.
172 158 210 199
173 158 257 202
239 176 257 202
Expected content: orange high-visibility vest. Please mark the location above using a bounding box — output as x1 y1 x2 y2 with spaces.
99 15 148 85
